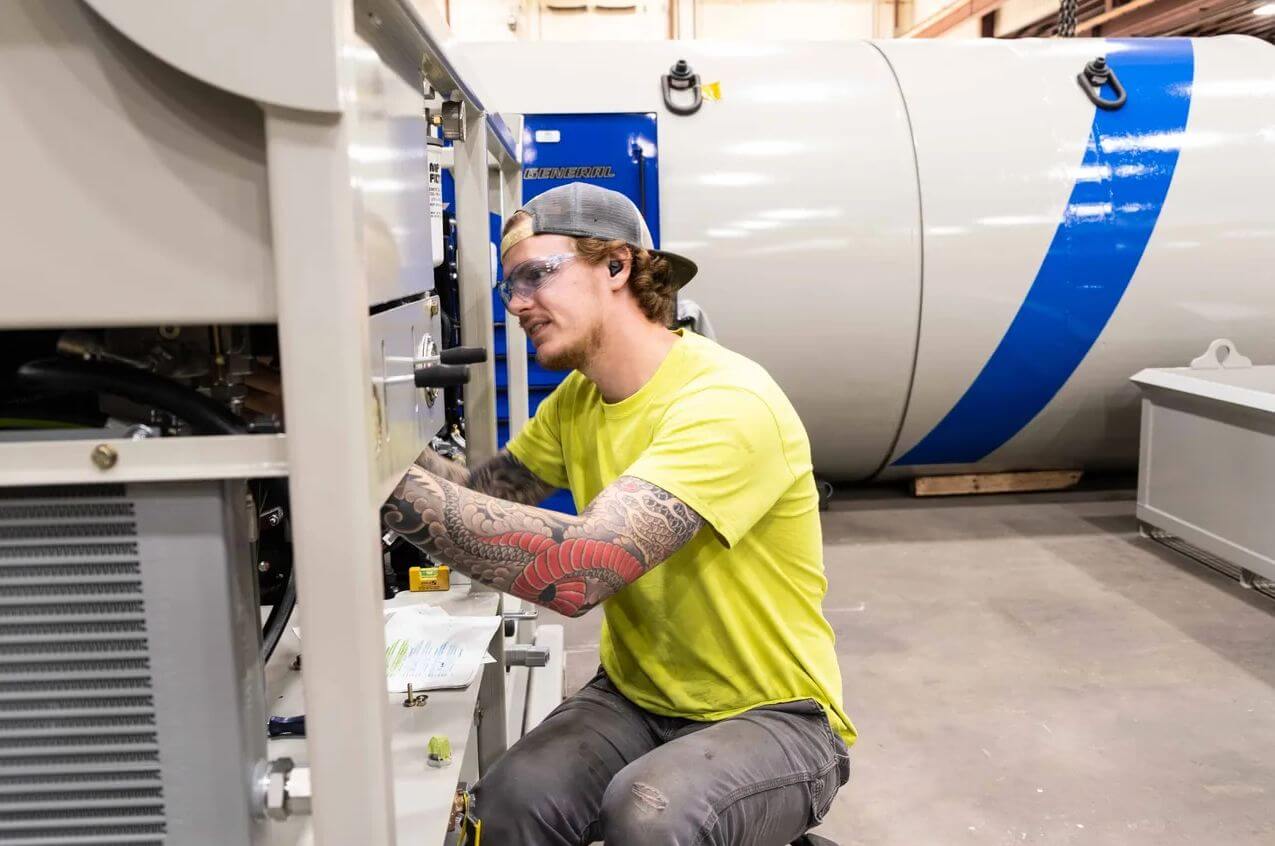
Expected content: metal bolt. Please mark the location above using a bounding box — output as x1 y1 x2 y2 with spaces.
90 444 118 470
506 645 551 668
261 757 293 821
429 301 440 317
259 757 312 820
257 560 271 573
402 683 429 708
285 766 312 816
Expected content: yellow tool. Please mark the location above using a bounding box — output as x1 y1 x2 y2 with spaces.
459 792 482 845
409 564 450 592
450 787 482 845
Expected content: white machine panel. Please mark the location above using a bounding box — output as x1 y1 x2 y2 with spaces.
347 36 443 307
0 1 276 327
0 3 437 328
370 296 448 501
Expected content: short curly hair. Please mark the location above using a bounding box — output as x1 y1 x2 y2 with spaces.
572 237 677 326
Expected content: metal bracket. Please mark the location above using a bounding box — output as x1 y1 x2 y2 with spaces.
259 757 313 820
1077 57 1126 111
1190 338 1253 370
662 59 703 116
441 100 466 141
503 607 538 637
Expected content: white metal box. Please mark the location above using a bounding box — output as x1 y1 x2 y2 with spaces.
1132 342 1275 583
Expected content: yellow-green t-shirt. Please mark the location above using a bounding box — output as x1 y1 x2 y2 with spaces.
507 330 855 745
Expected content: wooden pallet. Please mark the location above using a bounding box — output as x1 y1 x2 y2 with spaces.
911 470 1083 498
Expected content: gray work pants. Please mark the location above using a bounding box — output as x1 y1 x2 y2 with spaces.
472 669 851 845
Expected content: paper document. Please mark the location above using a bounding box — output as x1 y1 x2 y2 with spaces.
383 606 501 693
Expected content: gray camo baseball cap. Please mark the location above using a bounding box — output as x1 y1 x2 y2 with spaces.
501 182 698 289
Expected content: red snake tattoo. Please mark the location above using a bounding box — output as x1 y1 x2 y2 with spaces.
383 462 701 617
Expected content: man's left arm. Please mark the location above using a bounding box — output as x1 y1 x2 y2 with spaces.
383 468 702 617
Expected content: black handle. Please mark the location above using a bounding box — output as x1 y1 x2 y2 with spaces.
267 715 306 738
1077 57 1126 111
414 364 470 388
632 142 648 217
662 59 702 117
438 346 487 365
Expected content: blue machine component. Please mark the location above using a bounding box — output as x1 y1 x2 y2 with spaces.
895 40 1195 466
487 113 661 512
521 113 661 244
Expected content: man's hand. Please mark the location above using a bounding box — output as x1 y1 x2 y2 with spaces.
416 447 557 506
382 470 702 617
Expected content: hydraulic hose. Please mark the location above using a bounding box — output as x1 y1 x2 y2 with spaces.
15 357 296 662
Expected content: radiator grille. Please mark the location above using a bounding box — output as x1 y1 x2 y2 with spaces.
0 486 165 844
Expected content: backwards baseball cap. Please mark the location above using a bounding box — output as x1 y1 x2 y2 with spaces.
501 182 698 289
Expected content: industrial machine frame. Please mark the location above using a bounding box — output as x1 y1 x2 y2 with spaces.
0 2 533 843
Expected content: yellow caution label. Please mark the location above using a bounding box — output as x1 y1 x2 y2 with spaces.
701 81 722 102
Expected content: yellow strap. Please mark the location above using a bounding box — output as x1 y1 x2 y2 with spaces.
500 215 536 261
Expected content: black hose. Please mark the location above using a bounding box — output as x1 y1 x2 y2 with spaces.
15 357 297 663
16 358 245 435
259 567 297 664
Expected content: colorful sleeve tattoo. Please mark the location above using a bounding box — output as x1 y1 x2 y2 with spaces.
414 448 558 506
382 469 702 617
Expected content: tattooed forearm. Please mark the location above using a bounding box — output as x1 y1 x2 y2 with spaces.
415 448 556 506
469 451 558 505
414 448 471 487
382 469 701 617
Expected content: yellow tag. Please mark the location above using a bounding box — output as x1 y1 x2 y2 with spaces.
701 81 722 102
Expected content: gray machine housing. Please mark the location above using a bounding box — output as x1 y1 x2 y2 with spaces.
0 481 266 845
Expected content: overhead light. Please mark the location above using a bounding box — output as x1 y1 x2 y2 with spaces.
1255 2 1275 15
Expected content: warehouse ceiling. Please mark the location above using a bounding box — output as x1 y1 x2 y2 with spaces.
1008 0 1275 39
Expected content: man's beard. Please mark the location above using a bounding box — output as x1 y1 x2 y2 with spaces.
536 322 603 372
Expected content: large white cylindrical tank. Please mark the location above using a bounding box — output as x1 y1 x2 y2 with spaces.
460 37 1275 481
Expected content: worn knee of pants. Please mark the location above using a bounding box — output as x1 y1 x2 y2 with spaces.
600 699 849 846
475 672 850 846
472 674 658 845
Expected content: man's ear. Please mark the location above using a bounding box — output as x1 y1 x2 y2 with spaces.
606 246 631 288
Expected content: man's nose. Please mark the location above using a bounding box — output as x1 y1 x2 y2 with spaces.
506 291 533 314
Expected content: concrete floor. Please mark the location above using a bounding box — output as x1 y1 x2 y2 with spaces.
549 483 1275 845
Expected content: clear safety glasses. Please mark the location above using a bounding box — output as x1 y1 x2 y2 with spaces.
497 253 577 307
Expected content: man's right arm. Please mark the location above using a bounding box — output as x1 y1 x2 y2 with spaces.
415 447 557 506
